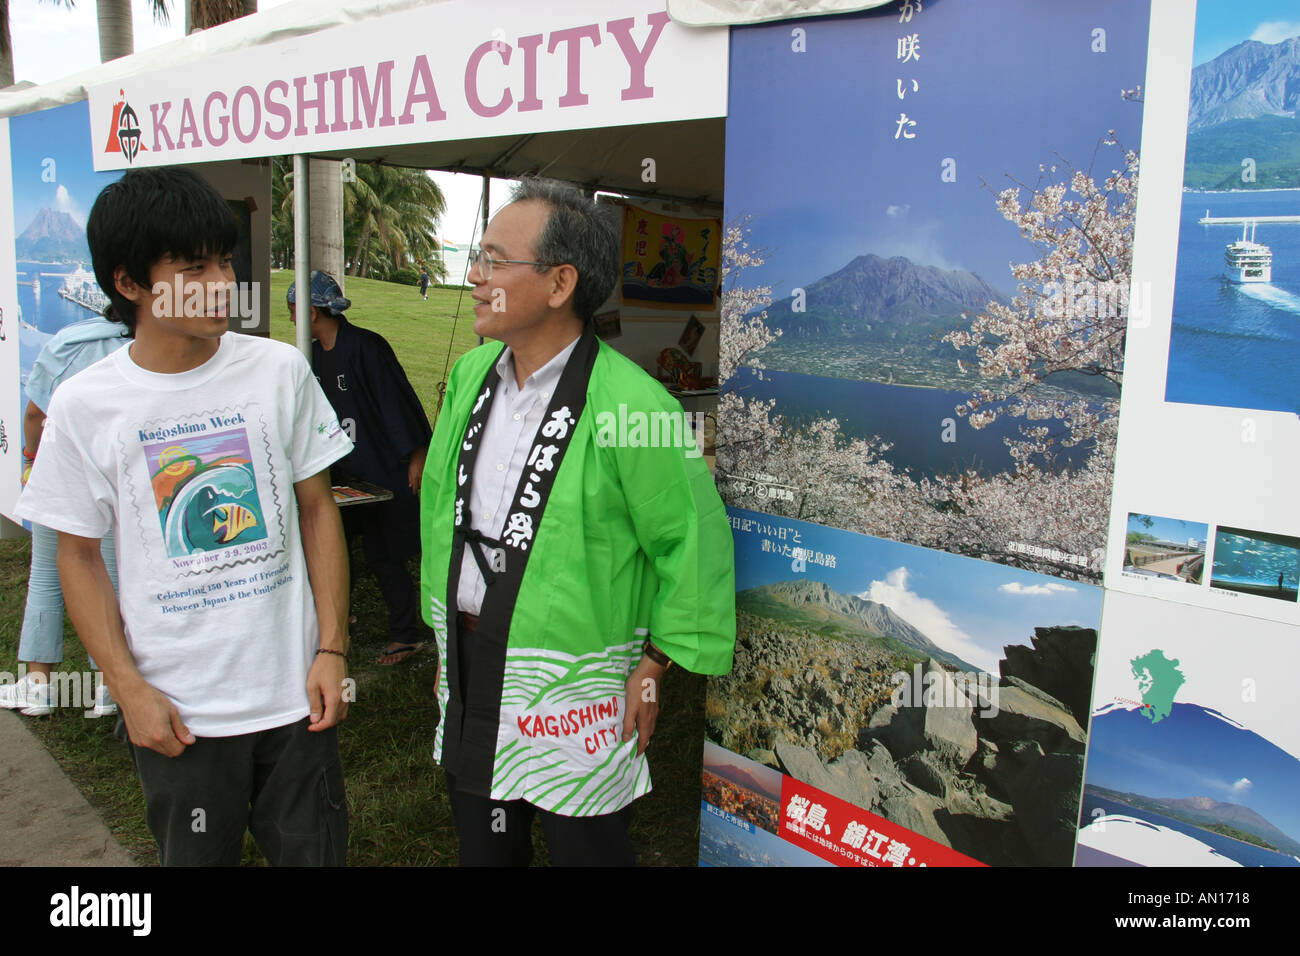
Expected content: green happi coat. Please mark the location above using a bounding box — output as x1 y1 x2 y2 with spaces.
419 336 735 816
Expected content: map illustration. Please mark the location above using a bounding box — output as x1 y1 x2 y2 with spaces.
1130 650 1185 723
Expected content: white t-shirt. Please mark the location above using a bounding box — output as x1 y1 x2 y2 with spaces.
17 333 353 737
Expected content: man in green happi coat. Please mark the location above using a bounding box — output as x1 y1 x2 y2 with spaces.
420 178 735 866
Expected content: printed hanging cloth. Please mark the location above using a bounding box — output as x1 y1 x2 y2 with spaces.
439 329 599 795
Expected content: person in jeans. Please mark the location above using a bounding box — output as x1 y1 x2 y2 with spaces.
0 315 128 717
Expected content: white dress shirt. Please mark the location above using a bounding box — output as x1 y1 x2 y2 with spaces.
456 335 581 614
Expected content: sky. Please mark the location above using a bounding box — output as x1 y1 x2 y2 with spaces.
5 0 507 249
1126 513 1208 546
731 507 1102 675
8 100 114 236
1192 0 1300 65
723 0 1150 300
1086 704 1300 844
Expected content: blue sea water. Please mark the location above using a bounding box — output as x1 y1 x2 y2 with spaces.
15 259 103 412
729 368 1092 479
1081 793 1299 867
1165 190 1300 413
1084 702 1300 866
17 260 95 333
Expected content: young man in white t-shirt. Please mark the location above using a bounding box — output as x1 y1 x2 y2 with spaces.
17 166 356 866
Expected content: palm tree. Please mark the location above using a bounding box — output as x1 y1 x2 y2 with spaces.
185 0 255 32
310 157 345 285
96 0 173 63
270 154 293 269
271 156 342 278
0 1 174 84
1 1 76 86
273 160 447 283
344 163 447 280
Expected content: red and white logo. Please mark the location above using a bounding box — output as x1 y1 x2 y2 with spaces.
104 89 145 163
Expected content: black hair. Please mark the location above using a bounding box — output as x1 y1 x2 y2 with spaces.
86 166 238 333
509 177 618 324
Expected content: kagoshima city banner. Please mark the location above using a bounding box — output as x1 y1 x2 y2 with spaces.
87 0 727 171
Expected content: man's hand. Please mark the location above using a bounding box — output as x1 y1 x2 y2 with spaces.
117 678 195 757
407 446 428 495
621 655 668 756
306 652 349 730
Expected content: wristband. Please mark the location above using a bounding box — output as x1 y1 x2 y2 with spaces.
642 641 672 669
316 647 346 658
22 450 36 462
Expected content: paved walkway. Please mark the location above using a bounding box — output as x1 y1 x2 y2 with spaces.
0 710 136 866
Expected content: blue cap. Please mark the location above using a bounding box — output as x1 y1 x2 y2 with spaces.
286 270 351 315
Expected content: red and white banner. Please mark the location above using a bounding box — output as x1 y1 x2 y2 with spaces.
779 776 984 868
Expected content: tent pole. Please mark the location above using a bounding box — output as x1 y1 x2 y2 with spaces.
478 173 489 345
293 154 312 360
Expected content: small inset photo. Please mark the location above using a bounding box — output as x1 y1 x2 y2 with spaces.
702 741 781 834
1210 527 1300 603
1122 514 1208 585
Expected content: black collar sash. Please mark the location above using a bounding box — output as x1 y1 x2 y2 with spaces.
440 330 599 794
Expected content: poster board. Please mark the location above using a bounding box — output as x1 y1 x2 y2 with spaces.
1103 0 1300 629
708 0 1152 866
1077 0 1300 867
1 101 271 529
1 102 122 523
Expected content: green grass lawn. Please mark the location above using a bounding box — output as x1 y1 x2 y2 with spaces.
0 273 708 866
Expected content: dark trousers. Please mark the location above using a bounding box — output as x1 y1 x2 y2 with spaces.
130 718 347 867
447 611 635 867
445 770 635 867
343 504 421 645
368 556 421 644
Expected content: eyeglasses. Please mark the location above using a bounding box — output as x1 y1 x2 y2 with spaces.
471 248 551 280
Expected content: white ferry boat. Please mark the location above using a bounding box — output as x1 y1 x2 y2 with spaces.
1224 221 1272 283
56 266 110 314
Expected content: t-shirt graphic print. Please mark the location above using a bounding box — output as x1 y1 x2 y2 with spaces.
139 414 276 566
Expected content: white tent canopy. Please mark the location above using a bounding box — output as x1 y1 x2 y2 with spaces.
3 0 728 204
310 120 724 205
0 0 442 118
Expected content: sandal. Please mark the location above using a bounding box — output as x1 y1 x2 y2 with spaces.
377 642 423 666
